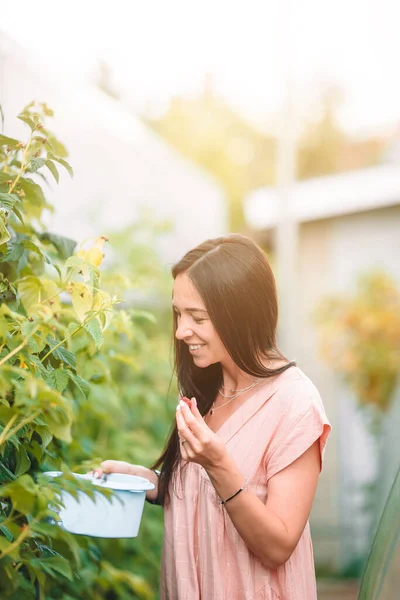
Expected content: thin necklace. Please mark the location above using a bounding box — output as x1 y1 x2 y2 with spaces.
210 379 264 415
219 378 263 399
220 380 261 395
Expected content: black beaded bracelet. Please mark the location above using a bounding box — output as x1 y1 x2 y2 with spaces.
219 481 247 505
145 469 161 506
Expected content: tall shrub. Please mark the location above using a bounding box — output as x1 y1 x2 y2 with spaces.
0 103 171 599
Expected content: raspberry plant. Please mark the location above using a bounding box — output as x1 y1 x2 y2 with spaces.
0 103 160 599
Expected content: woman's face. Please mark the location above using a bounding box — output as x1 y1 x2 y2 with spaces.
173 272 229 368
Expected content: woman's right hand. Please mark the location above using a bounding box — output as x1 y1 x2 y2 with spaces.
93 460 159 502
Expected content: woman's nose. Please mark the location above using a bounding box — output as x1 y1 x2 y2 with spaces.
175 320 193 340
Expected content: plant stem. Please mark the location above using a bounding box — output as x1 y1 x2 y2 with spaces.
8 131 34 195
40 305 110 364
0 410 41 447
0 413 18 443
0 324 41 367
0 523 32 558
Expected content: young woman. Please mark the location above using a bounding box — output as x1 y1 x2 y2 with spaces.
98 234 331 600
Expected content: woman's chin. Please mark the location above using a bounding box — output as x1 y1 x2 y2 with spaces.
192 355 217 369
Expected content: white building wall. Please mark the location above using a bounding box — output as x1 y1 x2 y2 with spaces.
297 205 400 570
295 219 341 570
330 205 400 561
0 33 227 266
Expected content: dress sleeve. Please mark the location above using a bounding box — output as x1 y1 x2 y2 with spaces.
264 378 331 482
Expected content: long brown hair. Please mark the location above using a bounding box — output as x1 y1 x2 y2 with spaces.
152 234 294 505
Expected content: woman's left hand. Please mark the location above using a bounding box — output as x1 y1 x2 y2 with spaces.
176 398 228 470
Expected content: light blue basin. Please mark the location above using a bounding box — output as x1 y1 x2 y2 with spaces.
44 471 155 538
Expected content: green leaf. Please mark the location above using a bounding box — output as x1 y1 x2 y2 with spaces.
46 369 68 393
45 159 59 183
0 460 15 484
1 474 37 513
0 536 17 559
55 346 76 370
11 205 24 225
46 338 77 370
30 554 73 581
40 232 76 260
0 171 14 183
19 178 46 207
88 264 100 295
29 355 48 378
67 371 90 400
0 218 11 245
29 157 46 172
45 415 72 443
84 318 104 350
36 426 52 448
22 239 44 259
0 525 13 542
15 446 31 476
46 133 68 158
0 242 24 263
0 192 19 209
17 113 36 130
48 153 74 178
0 134 20 149
99 311 106 329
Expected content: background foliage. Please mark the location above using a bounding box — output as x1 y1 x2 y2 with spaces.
316 271 400 428
0 103 174 599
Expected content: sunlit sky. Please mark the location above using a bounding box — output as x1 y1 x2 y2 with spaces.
2 0 400 135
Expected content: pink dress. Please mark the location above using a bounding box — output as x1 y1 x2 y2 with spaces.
161 367 331 600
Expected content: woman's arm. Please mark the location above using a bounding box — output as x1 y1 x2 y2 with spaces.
176 399 321 569
206 441 320 568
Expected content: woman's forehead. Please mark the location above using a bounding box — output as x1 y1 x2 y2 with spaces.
172 273 206 310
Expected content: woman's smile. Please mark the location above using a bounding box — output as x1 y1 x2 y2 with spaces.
188 343 206 354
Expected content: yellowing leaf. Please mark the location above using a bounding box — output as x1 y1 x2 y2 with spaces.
0 216 11 245
17 276 41 311
41 279 61 312
70 282 93 323
76 236 107 267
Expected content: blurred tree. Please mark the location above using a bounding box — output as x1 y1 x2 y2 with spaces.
297 87 346 178
144 74 276 232
315 271 400 426
145 78 387 232
297 87 386 179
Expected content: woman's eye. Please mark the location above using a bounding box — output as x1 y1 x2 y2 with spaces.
193 318 204 324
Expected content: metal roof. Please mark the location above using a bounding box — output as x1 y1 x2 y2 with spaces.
244 164 400 230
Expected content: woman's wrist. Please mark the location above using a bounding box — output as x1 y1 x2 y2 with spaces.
125 464 159 501
145 468 161 504
206 454 245 503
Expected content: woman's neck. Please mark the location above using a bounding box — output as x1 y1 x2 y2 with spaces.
220 355 287 391
220 362 259 391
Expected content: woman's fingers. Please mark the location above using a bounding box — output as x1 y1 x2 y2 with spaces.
180 400 208 436
99 460 133 475
189 397 205 422
176 404 199 451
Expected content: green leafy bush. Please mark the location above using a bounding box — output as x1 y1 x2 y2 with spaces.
0 103 174 599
